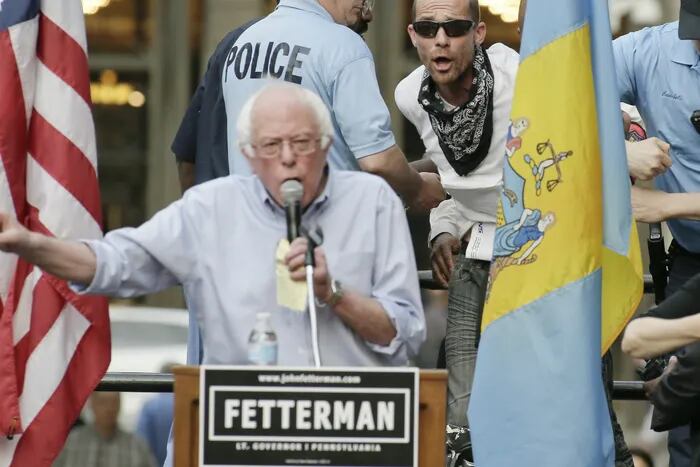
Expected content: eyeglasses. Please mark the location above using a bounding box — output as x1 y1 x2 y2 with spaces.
251 137 322 159
412 19 475 38
361 0 375 16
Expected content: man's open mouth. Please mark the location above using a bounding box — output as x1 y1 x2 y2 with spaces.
433 57 453 70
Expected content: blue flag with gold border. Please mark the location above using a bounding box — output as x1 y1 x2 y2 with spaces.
468 1 644 465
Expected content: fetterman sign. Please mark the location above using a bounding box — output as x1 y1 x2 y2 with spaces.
200 366 419 467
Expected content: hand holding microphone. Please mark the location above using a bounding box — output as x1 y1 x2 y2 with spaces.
280 179 332 302
280 180 327 366
284 237 331 302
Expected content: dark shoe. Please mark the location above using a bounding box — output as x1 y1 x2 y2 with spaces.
445 424 475 467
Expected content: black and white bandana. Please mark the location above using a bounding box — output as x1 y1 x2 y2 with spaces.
418 44 495 176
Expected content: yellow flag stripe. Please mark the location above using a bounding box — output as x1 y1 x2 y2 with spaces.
601 226 644 352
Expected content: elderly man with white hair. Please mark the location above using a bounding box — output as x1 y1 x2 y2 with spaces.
0 82 426 368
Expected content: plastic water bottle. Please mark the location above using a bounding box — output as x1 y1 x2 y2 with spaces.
247 312 278 366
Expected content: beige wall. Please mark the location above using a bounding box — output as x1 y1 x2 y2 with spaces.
200 0 265 74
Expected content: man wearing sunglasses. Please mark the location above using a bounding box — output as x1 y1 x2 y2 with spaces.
395 0 519 465
613 1 700 466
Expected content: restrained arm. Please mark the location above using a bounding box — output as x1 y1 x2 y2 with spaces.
359 145 444 213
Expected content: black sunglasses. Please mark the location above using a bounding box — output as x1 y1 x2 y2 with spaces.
412 19 475 38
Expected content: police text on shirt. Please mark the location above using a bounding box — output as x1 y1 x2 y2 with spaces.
225 42 311 84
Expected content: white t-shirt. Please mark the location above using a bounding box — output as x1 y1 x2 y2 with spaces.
395 43 519 243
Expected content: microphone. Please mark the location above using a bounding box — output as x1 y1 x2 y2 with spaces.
280 179 303 242
301 225 324 267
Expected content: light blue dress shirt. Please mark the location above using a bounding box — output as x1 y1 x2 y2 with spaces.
613 22 700 252
221 0 396 175
77 170 425 367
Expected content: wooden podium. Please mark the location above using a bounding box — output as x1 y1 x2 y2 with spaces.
173 366 447 467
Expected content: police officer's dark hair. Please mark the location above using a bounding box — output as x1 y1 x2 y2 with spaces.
412 0 480 22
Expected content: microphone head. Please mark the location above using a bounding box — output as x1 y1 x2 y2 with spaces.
280 179 304 206
310 226 324 246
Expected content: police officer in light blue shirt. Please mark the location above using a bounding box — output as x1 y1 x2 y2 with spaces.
221 0 444 212
224 0 382 173
613 2 700 465
613 13 700 255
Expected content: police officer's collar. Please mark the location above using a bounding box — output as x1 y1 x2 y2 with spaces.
672 35 700 67
278 0 334 23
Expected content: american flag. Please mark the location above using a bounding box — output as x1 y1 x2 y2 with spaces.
0 1 110 466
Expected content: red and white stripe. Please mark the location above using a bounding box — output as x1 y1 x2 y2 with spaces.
0 2 110 466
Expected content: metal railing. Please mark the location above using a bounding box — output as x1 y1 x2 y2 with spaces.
420 270 655 293
96 372 646 400
97 271 653 400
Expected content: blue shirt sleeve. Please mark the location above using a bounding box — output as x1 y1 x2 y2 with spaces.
366 182 426 361
331 57 396 159
72 192 204 297
612 30 647 105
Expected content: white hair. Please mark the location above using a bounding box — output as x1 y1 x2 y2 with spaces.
237 81 334 151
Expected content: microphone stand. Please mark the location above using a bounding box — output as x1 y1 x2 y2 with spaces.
304 242 322 368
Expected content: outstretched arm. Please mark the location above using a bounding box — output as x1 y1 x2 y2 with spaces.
623 273 700 358
0 213 96 284
622 315 700 359
359 146 445 213
410 157 438 174
632 187 700 223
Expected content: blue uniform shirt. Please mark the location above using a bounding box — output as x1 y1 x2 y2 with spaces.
222 0 396 174
613 22 700 252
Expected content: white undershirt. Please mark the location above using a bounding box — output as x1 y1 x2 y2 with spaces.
395 43 520 243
